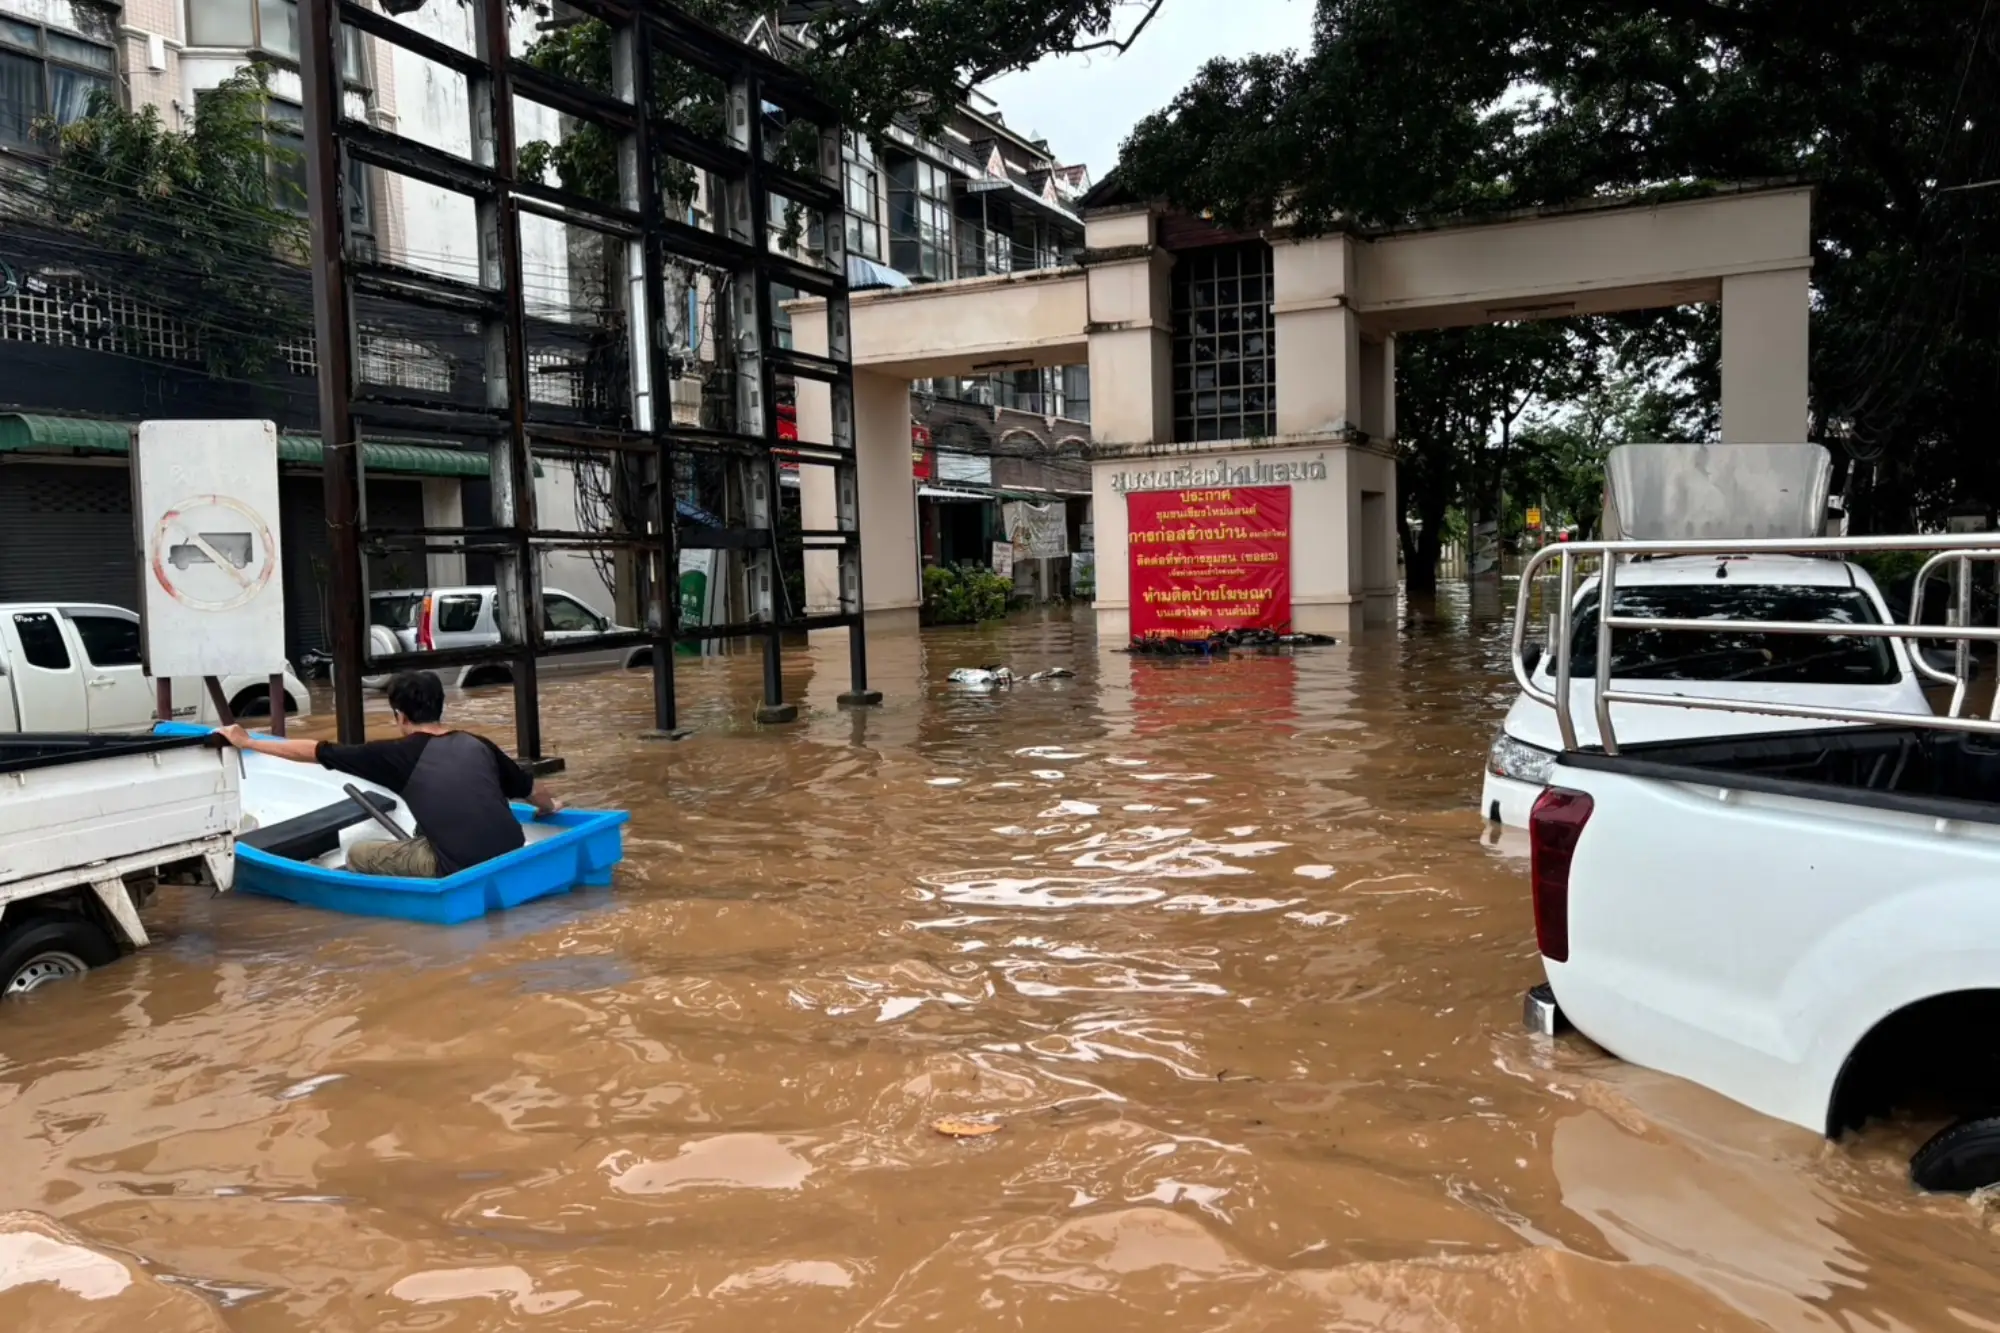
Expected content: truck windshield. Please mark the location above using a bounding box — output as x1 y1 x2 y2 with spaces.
1564 584 1901 684
371 595 423 630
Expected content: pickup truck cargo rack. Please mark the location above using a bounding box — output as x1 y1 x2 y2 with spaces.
1514 532 2000 754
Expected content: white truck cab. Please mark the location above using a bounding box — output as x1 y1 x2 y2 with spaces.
1483 554 1930 826
0 603 311 733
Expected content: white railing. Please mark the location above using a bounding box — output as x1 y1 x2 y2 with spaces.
1512 534 2000 755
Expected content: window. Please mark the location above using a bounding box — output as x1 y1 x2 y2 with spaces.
0 16 116 151
194 89 367 226
435 594 481 633
13 612 70 670
187 0 367 81
1171 242 1275 443
1060 364 1091 423
887 154 953 281
265 97 307 213
1564 584 1901 685
544 595 600 633
72 614 141 667
371 594 422 629
843 135 881 260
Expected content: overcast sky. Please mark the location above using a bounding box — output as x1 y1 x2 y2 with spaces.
982 0 1318 181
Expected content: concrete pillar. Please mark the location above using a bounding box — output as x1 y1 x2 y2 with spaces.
794 318 922 628
1272 235 1360 436
1721 268 1810 443
421 478 466 587
853 370 920 620
1083 208 1173 447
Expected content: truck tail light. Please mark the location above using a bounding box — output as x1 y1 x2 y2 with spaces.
417 596 434 651
1529 787 1593 963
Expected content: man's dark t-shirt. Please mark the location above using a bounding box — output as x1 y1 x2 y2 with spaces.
315 731 534 875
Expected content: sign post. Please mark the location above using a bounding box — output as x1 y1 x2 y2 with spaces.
132 420 288 733
1127 486 1291 640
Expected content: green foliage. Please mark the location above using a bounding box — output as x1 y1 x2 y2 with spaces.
1119 0 2000 534
922 563 1013 625
41 67 307 381
43 67 306 378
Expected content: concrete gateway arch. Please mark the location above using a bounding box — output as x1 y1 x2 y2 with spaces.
792 183 1812 638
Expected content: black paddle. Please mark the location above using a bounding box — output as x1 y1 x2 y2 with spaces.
344 784 414 842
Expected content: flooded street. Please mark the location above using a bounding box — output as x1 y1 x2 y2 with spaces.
5 599 2000 1331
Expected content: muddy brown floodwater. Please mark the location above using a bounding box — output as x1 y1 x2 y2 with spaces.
5 598 2000 1332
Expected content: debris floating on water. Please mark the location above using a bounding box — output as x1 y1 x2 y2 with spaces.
948 665 1076 689
1122 630 1339 657
932 1116 1002 1139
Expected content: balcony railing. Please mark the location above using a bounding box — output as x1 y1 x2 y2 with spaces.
952 215 1080 279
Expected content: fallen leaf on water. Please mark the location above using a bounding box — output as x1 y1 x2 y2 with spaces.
932 1117 1001 1139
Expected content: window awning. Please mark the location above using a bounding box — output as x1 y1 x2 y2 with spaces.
917 485 997 502
0 413 539 478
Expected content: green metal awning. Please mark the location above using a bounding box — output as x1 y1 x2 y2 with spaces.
0 414 534 479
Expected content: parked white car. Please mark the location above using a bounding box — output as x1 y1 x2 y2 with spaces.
363 587 647 690
0 603 311 732
1482 555 1931 827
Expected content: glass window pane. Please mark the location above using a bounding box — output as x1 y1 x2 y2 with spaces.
49 67 110 126
72 615 141 667
0 19 37 49
0 49 39 146
12 612 70 670
46 32 112 68
187 0 256 46
258 0 298 58
340 21 366 84
270 125 306 211
436 595 481 633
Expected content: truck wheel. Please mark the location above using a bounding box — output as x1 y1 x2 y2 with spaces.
0 916 119 998
1910 1115 2000 1192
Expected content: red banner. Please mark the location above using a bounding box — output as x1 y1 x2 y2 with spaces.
1127 486 1291 639
912 423 933 480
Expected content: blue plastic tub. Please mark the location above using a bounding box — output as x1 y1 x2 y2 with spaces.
151 721 629 924
235 807 630 925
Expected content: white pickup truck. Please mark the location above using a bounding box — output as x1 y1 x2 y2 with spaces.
0 602 311 731
1516 532 2000 1194
0 729 239 996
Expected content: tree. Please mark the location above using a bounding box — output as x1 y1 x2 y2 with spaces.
1394 320 1600 592
1117 0 2000 533
1512 365 1698 541
34 68 307 380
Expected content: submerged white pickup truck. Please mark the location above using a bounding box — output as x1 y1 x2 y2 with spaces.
1516 530 2000 1194
1 729 239 996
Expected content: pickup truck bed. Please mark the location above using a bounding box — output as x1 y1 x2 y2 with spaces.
1559 724 2000 824
1 729 239 996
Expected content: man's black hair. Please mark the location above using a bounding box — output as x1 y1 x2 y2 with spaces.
385 671 446 725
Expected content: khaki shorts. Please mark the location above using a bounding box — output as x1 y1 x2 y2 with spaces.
345 837 439 878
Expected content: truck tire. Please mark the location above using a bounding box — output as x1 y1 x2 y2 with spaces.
1910 1115 2000 1193
0 916 119 998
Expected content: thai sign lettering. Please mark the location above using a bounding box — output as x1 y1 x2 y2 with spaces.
1127 486 1291 639
1110 453 1327 494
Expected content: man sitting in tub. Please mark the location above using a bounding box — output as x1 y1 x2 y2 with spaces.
221 671 561 878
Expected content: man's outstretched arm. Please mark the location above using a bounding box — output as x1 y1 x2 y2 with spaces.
219 724 321 764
